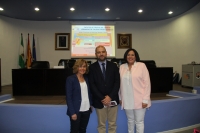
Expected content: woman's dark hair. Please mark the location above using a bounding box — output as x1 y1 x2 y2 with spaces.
123 48 140 63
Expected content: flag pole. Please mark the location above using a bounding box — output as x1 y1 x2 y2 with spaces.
32 34 36 62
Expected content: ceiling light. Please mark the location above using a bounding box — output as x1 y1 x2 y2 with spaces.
57 17 61 19
168 11 173 14
70 7 75 11
35 7 40 11
138 9 143 13
116 17 120 19
0 7 4 11
105 8 110 12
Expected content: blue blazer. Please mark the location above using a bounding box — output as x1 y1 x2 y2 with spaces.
65 74 92 116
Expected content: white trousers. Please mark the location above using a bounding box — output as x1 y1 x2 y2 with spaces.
125 108 146 133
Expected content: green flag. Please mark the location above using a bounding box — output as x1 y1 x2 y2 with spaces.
18 33 25 68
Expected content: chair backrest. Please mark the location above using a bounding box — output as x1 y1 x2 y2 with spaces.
58 59 76 68
31 61 50 69
140 60 156 68
111 58 156 68
87 61 92 66
111 58 126 67
111 58 126 64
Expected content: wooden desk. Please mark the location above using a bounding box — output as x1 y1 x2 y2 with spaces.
12 68 73 96
12 67 173 96
148 67 173 93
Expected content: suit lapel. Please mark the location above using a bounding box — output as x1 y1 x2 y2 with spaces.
84 75 89 88
74 74 81 92
105 61 111 80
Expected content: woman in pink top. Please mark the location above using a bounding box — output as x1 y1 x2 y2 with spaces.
119 48 151 133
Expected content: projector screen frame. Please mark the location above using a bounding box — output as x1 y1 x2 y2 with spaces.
70 24 116 58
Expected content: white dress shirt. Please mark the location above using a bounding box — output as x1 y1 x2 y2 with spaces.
79 81 90 111
122 69 135 109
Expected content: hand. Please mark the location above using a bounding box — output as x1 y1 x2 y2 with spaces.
101 95 111 106
71 114 77 120
142 103 148 108
89 106 93 113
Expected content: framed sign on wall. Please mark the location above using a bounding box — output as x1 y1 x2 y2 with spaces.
117 34 132 49
55 33 70 50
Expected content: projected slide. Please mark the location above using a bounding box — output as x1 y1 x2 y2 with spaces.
71 25 115 58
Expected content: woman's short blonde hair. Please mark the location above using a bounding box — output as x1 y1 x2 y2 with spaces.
72 59 89 74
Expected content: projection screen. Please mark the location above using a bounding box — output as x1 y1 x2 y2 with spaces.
71 25 115 58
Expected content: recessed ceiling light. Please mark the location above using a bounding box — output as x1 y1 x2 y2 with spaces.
105 8 110 12
0 7 4 11
35 7 40 11
168 11 173 14
138 9 143 13
70 7 75 11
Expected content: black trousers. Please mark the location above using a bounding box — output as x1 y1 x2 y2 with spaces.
69 110 90 133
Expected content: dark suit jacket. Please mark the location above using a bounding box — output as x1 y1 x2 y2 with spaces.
89 60 120 109
66 74 92 116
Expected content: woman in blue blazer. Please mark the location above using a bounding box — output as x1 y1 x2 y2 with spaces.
66 59 92 133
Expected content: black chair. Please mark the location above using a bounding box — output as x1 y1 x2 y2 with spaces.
87 61 92 66
58 59 76 68
140 60 156 68
31 61 50 69
111 58 126 65
111 58 156 68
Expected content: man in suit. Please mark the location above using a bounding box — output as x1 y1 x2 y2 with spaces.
89 45 120 133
